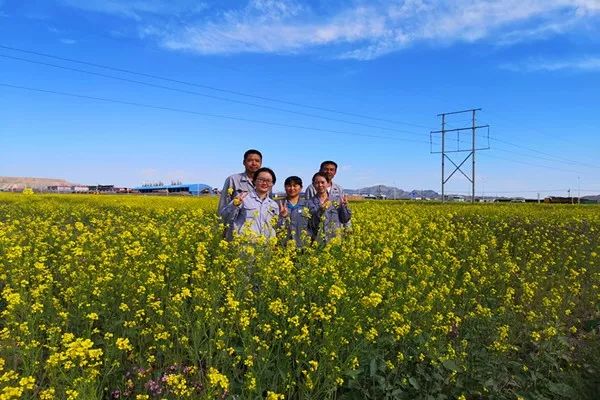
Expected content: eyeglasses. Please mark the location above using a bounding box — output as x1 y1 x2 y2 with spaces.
255 178 273 184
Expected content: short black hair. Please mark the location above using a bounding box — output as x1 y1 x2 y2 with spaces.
253 167 276 185
244 149 263 161
320 160 338 170
284 176 303 187
312 171 328 183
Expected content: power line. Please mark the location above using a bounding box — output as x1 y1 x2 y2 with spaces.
0 44 434 130
485 111 583 146
0 53 431 139
488 136 599 169
481 153 582 175
0 82 432 144
490 146 598 169
451 188 600 193
433 130 600 171
438 109 597 170
483 110 599 164
2 45 595 175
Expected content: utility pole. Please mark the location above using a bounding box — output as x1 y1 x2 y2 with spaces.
442 113 446 202
431 108 490 203
471 109 476 203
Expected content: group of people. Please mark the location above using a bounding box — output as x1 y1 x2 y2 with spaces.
217 149 351 245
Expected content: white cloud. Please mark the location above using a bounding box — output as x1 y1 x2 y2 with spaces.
63 0 600 60
496 18 577 46
60 0 209 20
501 56 600 72
60 38 77 45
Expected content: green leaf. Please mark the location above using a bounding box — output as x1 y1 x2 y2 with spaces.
345 369 361 380
370 358 377 377
547 382 575 397
408 377 420 390
442 359 458 372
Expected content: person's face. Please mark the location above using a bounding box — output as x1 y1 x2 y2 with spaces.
244 154 262 174
285 182 302 199
313 176 328 195
254 171 273 195
321 163 337 182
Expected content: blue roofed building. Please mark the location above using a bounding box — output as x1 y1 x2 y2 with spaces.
133 182 212 196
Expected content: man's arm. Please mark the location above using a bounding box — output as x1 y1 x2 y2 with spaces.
338 204 351 224
334 183 351 227
304 184 316 199
218 176 234 214
220 198 242 222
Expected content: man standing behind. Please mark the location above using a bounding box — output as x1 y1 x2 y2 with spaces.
304 160 344 200
218 149 262 214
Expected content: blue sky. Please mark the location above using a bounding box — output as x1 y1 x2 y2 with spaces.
1 0 599 197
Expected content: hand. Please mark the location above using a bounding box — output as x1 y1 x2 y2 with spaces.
321 200 332 210
279 200 289 217
341 195 348 206
233 191 248 206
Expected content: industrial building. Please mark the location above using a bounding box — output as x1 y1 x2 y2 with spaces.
133 183 212 196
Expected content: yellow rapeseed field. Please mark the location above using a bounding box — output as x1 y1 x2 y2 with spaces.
0 193 599 399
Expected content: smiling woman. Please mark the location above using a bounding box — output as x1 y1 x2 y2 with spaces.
220 167 280 240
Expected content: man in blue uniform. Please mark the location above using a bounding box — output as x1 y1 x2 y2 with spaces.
218 149 262 214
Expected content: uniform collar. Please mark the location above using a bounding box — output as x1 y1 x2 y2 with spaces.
250 190 270 202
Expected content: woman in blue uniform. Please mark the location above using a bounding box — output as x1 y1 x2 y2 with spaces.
220 167 279 241
307 172 351 243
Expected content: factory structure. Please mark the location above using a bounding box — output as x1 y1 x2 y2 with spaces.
0 177 213 196
132 182 212 196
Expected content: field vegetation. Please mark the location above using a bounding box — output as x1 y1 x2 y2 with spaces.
1 194 599 399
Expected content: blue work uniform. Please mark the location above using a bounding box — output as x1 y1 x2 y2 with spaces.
218 172 255 215
306 196 351 243
278 199 311 247
305 182 350 228
220 191 279 241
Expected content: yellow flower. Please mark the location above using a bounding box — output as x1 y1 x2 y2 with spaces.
18 376 35 390
207 367 229 391
266 391 285 400
361 292 383 308
116 337 133 352
39 388 55 400
328 284 346 299
165 374 192 397
86 312 99 321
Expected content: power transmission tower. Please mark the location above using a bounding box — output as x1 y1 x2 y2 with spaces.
430 108 490 203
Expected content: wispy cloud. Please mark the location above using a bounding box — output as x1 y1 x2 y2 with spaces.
62 0 600 60
60 0 209 20
60 38 77 45
501 56 600 72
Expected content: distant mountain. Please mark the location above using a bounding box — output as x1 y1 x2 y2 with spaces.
345 185 440 199
0 176 78 191
582 195 600 202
